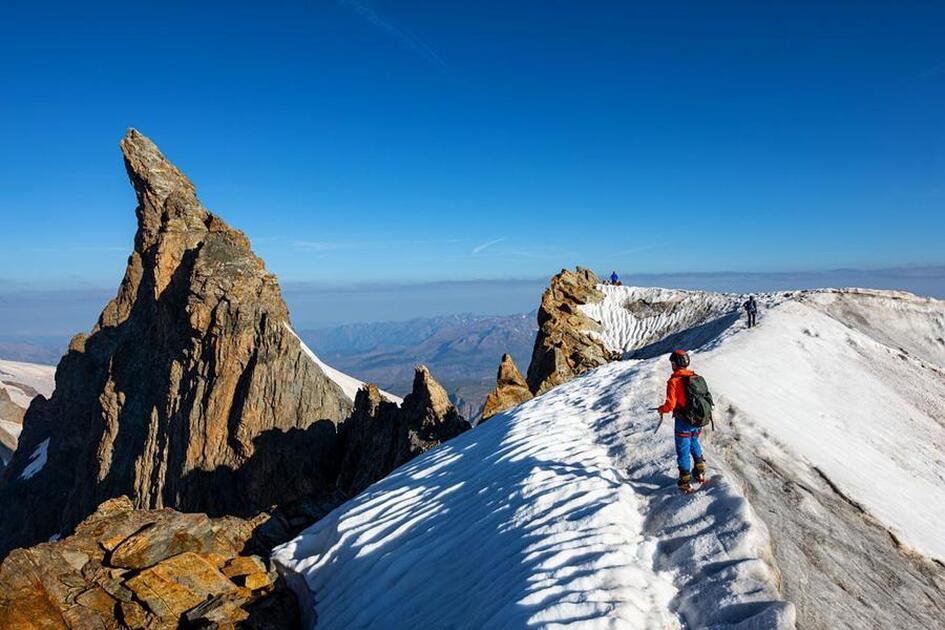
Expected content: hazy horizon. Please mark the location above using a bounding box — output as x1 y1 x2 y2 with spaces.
2 265 944 348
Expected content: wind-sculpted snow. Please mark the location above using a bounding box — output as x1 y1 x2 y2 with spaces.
802 288 945 370
700 299 945 563
581 286 744 358
274 359 792 629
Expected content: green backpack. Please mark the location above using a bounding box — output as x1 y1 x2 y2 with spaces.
681 374 715 428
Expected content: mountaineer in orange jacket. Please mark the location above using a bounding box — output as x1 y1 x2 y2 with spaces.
657 349 707 493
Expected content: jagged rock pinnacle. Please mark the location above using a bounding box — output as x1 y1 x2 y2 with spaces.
480 353 533 421
0 130 352 556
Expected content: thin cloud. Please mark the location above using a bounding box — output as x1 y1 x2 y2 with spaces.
293 241 353 252
472 237 506 255
612 242 669 257
335 0 449 73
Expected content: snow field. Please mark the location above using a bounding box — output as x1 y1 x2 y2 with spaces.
699 299 945 563
0 358 56 410
274 377 684 629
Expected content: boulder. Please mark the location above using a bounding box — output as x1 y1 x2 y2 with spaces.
480 353 533 421
0 497 297 629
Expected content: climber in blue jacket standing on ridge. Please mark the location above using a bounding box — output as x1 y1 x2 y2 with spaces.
610 270 620 285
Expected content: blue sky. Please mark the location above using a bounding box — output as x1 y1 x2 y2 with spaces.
1 1 944 289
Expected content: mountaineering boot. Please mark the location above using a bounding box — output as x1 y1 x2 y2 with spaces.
694 458 706 484
678 469 694 494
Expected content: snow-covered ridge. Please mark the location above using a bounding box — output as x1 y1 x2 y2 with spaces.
580 285 746 357
580 285 945 563
283 323 402 405
274 355 793 629
273 283 943 628
0 358 55 410
800 288 945 370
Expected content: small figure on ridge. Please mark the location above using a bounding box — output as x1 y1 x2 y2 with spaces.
743 295 759 328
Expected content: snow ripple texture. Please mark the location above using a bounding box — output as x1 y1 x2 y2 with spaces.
274 358 793 629
580 286 743 357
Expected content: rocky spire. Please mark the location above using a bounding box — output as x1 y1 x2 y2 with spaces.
0 130 352 557
480 353 533 421
337 366 470 497
526 267 618 395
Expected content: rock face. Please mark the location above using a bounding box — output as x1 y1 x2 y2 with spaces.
526 267 618 395
480 353 533 421
0 496 297 629
0 388 23 466
0 129 352 557
336 366 471 497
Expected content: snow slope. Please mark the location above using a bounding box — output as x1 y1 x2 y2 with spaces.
801 288 945 369
0 358 55 411
582 285 945 564
0 358 55 463
274 283 944 629
581 286 743 358
274 355 793 628
284 324 401 405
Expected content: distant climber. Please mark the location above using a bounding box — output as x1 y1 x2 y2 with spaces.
609 271 621 286
743 295 758 328
656 350 715 494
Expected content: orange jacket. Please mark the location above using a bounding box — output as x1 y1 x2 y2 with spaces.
658 369 694 415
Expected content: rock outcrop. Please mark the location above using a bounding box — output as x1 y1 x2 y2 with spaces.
0 496 297 629
0 130 352 557
526 267 618 395
480 353 533 421
336 366 470 497
0 388 23 467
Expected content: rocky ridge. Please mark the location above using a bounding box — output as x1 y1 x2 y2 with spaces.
0 129 474 627
337 366 471 497
0 129 353 557
0 496 296 629
525 267 618 395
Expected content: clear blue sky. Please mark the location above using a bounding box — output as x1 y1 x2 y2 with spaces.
2 1 944 289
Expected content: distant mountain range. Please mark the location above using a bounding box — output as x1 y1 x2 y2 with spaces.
300 312 538 418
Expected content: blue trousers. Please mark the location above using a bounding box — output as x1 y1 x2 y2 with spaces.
674 418 704 473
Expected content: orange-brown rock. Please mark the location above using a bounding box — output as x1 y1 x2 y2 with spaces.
0 129 352 556
0 497 296 629
480 353 533 421
336 366 471 497
125 551 237 618
526 267 618 395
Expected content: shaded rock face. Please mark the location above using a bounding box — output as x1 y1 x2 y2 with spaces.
480 353 533 421
0 130 352 557
0 496 297 629
0 388 23 466
526 267 618 395
336 366 471 497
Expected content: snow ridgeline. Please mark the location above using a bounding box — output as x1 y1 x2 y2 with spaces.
284 323 402 405
583 285 945 564
273 288 794 628
274 283 945 628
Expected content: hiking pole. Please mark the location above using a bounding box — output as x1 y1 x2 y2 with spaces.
648 407 662 434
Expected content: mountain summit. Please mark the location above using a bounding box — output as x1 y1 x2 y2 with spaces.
0 130 354 556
